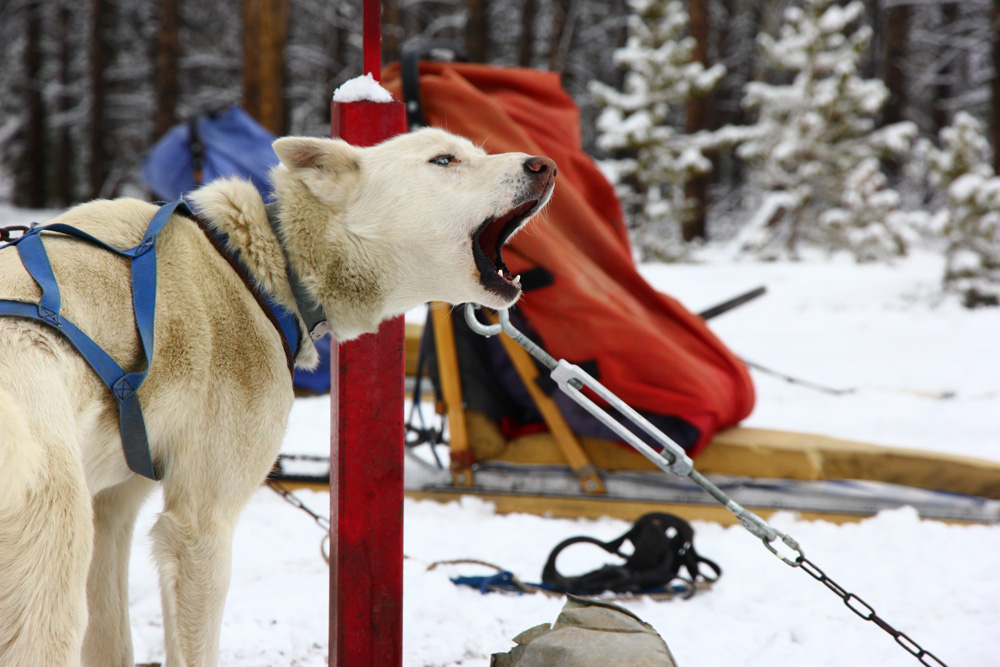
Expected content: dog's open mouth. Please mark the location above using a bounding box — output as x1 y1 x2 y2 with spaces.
472 199 539 299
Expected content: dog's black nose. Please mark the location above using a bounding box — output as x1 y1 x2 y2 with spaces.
524 156 557 178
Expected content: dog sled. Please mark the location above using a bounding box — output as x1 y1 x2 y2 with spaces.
378 60 1000 525
395 308 1000 525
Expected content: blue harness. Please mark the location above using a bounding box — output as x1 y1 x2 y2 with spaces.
0 200 301 480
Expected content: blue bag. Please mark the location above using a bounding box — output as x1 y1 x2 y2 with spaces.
141 106 279 202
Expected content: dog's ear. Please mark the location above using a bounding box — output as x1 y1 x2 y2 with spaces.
273 137 360 175
273 137 360 205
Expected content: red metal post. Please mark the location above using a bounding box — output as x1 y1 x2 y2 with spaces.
363 0 382 80
329 2 407 665
329 103 407 665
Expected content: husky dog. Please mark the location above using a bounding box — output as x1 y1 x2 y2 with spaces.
0 127 555 666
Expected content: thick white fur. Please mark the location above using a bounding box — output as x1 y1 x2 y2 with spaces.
0 128 554 666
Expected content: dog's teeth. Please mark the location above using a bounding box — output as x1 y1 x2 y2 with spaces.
497 270 504 277
513 274 521 284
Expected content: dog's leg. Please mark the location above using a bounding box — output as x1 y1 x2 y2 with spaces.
151 468 258 667
82 475 156 667
0 402 93 667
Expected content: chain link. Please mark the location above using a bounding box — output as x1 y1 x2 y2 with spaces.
275 453 330 463
795 555 948 666
266 479 330 532
0 225 31 244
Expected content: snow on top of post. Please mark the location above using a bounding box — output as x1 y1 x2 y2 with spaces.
332 74 395 104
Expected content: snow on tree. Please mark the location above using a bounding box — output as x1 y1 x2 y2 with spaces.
818 158 917 263
922 112 1000 307
589 0 726 261
736 0 918 260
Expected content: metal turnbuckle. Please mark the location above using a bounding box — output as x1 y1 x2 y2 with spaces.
465 304 694 477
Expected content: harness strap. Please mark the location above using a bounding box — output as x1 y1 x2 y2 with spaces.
0 199 310 481
0 200 185 480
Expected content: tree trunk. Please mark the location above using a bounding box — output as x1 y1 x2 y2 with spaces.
518 0 537 68
714 0 762 188
547 0 574 74
89 0 113 199
154 0 181 141
861 0 881 81
242 0 289 135
883 3 908 127
56 1 74 206
684 0 710 241
465 0 490 63
21 0 47 208
383 0 401 65
334 3 351 86
992 0 1000 172
933 3 958 133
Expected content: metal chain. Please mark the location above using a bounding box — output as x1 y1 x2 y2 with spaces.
0 225 31 244
268 462 948 664
463 304 950 667
275 453 330 463
265 479 331 564
794 555 947 666
266 479 330 532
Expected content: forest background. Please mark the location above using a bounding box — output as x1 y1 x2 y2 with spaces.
2 0 1000 301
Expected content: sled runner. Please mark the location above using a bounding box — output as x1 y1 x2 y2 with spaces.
398 306 1000 525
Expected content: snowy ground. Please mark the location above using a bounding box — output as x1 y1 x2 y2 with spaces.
126 249 1000 666
2 203 996 665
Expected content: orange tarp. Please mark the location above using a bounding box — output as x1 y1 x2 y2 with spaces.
383 63 753 455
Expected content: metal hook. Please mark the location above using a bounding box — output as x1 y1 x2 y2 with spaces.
464 304 559 370
463 303 503 337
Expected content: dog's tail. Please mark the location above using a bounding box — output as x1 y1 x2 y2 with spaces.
0 389 44 508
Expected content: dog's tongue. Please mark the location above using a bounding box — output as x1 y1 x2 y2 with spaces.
479 219 504 265
481 201 535 274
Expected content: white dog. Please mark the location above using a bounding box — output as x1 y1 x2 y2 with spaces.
0 127 555 666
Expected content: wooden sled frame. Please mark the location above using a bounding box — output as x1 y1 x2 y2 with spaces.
406 305 1000 524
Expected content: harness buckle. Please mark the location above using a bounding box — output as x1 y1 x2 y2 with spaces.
133 235 156 257
309 320 330 341
38 306 61 327
112 376 136 401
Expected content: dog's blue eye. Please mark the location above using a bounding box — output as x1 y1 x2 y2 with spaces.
430 154 455 166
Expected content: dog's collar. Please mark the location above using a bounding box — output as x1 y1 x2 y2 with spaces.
264 202 331 342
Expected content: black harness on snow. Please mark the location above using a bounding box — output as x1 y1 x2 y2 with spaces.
541 512 721 596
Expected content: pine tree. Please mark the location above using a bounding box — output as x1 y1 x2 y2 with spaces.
590 0 725 261
737 0 917 260
818 158 915 263
922 112 1000 307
